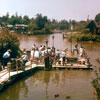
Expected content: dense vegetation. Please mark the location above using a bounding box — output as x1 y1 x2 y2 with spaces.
69 33 100 42
0 13 70 34
0 12 100 36
67 13 100 42
92 58 100 100
0 29 22 62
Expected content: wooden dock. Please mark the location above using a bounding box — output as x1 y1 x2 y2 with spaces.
0 48 93 91
0 62 93 86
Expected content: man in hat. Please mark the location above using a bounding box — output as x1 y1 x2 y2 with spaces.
21 51 28 66
2 49 12 69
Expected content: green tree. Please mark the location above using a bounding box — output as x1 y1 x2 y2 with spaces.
0 29 22 61
8 15 23 25
95 13 100 22
35 14 48 30
87 21 97 34
58 20 69 30
23 15 30 25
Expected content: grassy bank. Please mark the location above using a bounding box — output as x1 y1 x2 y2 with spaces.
68 33 100 42
92 58 100 100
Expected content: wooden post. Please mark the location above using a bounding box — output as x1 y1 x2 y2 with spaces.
70 23 73 55
16 59 18 74
52 35 54 48
7 62 11 78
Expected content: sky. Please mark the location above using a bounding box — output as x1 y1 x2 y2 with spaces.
0 0 100 21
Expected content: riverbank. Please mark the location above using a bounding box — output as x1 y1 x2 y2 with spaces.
92 58 100 100
68 33 100 42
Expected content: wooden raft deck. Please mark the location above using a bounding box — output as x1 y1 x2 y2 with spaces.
0 62 93 83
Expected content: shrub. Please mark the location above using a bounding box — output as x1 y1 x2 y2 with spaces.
0 29 22 62
92 58 100 100
32 28 53 35
69 33 100 42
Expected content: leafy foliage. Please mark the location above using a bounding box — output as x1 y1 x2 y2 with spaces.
86 21 97 34
0 29 22 61
69 33 100 42
95 13 100 22
0 12 100 35
92 58 100 100
58 20 69 30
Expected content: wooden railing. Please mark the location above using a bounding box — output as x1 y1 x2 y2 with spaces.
0 58 32 79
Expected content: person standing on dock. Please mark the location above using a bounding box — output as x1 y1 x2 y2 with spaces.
21 51 28 66
32 44 36 49
30 47 35 63
39 45 43 63
41 48 45 64
2 49 12 69
34 48 39 64
55 49 60 64
73 44 79 55
79 45 84 57
61 50 66 66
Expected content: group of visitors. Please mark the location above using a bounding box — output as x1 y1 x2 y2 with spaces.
2 49 28 69
73 44 84 57
29 44 67 66
2 43 85 69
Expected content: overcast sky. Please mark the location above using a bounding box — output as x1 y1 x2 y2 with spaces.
0 0 100 21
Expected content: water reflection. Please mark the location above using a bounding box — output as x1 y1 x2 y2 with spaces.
19 33 72 50
0 70 96 100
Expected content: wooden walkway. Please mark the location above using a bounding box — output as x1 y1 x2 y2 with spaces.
0 61 93 92
0 61 93 83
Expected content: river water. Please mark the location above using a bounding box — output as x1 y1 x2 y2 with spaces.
19 33 100 67
1 33 100 100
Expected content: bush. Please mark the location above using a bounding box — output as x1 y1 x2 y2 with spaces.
69 33 100 42
32 28 53 35
0 29 22 61
92 58 100 100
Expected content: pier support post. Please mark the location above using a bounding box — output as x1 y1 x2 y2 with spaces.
45 55 50 70
7 62 11 78
45 55 52 70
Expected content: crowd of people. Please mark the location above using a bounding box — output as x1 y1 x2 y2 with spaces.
29 44 62 65
2 43 85 69
28 44 84 65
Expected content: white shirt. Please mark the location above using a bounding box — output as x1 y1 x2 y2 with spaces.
56 50 60 56
34 50 39 58
61 51 66 57
41 50 45 57
79 48 83 53
3 51 10 58
39 47 43 52
31 50 35 57
22 54 28 61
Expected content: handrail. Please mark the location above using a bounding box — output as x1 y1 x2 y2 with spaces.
0 58 32 79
